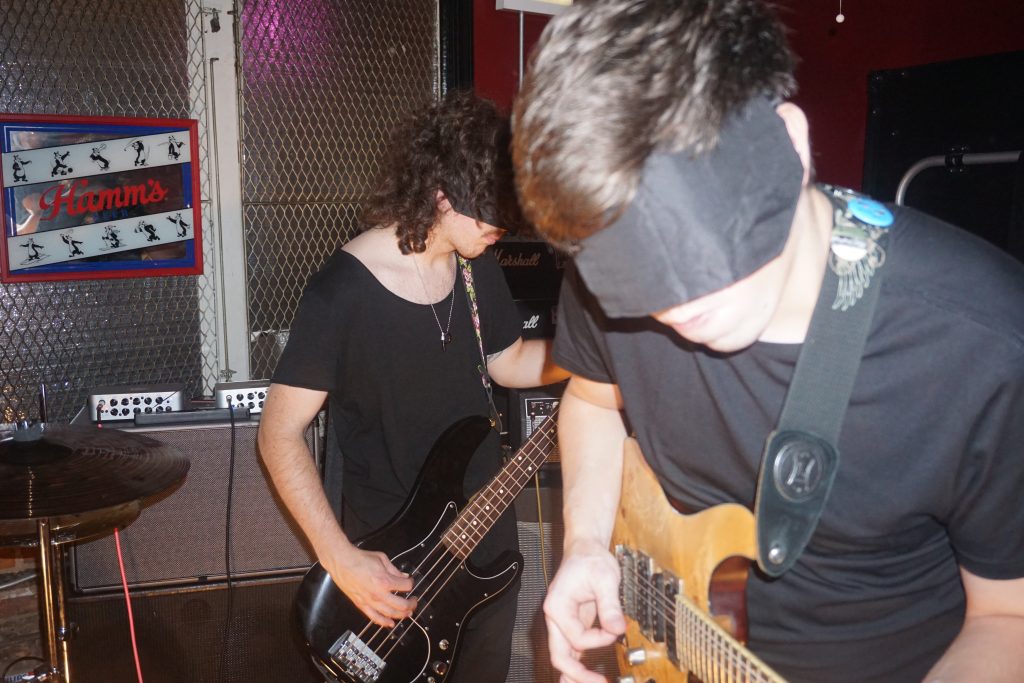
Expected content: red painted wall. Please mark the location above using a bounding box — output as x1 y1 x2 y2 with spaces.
778 0 1024 188
473 0 550 114
475 0 1024 188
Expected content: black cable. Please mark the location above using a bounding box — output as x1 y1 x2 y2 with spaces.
217 399 238 683
224 397 237 589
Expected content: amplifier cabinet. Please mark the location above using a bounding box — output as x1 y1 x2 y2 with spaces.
507 383 566 456
515 298 559 340
509 486 618 683
66 576 321 683
495 240 567 300
69 419 319 593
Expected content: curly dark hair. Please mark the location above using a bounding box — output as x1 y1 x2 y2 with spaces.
361 90 522 254
513 0 796 247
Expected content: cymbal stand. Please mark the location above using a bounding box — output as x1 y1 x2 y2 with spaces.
8 520 70 683
13 386 68 682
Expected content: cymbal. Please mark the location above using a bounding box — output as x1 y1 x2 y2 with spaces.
0 501 142 547
0 424 189 521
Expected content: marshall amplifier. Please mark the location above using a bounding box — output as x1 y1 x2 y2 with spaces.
508 382 567 463
515 298 558 340
494 240 567 300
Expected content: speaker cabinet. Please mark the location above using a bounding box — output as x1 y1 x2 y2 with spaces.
509 486 618 683
66 576 321 683
863 51 1024 262
69 419 319 593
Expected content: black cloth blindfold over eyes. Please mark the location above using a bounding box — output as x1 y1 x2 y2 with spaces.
573 97 804 318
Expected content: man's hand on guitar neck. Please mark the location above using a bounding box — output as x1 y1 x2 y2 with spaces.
543 540 626 683
322 541 417 628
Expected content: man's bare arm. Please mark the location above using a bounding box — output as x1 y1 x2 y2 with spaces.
923 570 1024 682
258 383 414 626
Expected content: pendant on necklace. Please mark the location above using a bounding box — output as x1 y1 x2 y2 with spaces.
441 331 452 350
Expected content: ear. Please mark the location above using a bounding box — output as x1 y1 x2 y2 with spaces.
775 102 811 186
436 189 453 214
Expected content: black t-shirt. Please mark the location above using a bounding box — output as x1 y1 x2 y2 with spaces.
553 206 1024 682
273 248 522 556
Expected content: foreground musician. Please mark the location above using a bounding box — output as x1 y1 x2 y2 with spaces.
258 91 566 682
512 1 1024 681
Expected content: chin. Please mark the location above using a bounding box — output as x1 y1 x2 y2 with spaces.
699 330 761 354
706 340 757 354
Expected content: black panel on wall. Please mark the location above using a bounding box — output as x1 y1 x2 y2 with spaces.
440 0 474 93
863 51 1024 261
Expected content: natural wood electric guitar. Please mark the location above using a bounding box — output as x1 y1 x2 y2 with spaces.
296 407 559 683
612 437 787 683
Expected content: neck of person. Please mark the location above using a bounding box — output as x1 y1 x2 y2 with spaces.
418 230 457 269
407 225 458 304
760 185 834 344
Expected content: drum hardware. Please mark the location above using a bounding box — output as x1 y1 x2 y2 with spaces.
1 400 189 683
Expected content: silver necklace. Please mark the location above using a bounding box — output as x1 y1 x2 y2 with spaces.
412 253 456 350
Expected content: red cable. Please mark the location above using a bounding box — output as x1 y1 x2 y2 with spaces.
113 528 145 683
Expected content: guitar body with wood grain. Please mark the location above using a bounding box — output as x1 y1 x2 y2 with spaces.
612 437 787 683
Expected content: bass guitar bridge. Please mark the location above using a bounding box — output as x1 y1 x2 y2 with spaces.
329 630 386 682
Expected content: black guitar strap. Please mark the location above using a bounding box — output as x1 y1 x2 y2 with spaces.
754 184 893 577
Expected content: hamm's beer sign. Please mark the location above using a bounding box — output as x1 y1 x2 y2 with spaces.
0 113 202 282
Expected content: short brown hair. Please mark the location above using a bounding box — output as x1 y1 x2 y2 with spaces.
513 0 795 247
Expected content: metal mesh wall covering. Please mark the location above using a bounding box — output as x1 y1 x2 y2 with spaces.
239 0 439 380
0 0 218 423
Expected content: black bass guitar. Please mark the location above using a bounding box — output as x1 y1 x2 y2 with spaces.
296 406 560 683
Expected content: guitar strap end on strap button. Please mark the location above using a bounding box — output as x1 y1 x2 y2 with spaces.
754 429 839 577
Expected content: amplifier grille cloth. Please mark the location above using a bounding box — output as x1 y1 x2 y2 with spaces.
70 420 317 593
509 511 618 682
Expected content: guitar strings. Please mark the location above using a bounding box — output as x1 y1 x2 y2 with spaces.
353 428 558 662
352 505 497 656
620 586 763 683
359 485 516 659
371 445 540 658
619 574 773 681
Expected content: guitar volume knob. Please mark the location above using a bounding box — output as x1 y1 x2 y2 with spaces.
626 648 647 665
432 661 449 676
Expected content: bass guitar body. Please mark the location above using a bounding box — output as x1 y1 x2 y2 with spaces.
296 416 522 683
